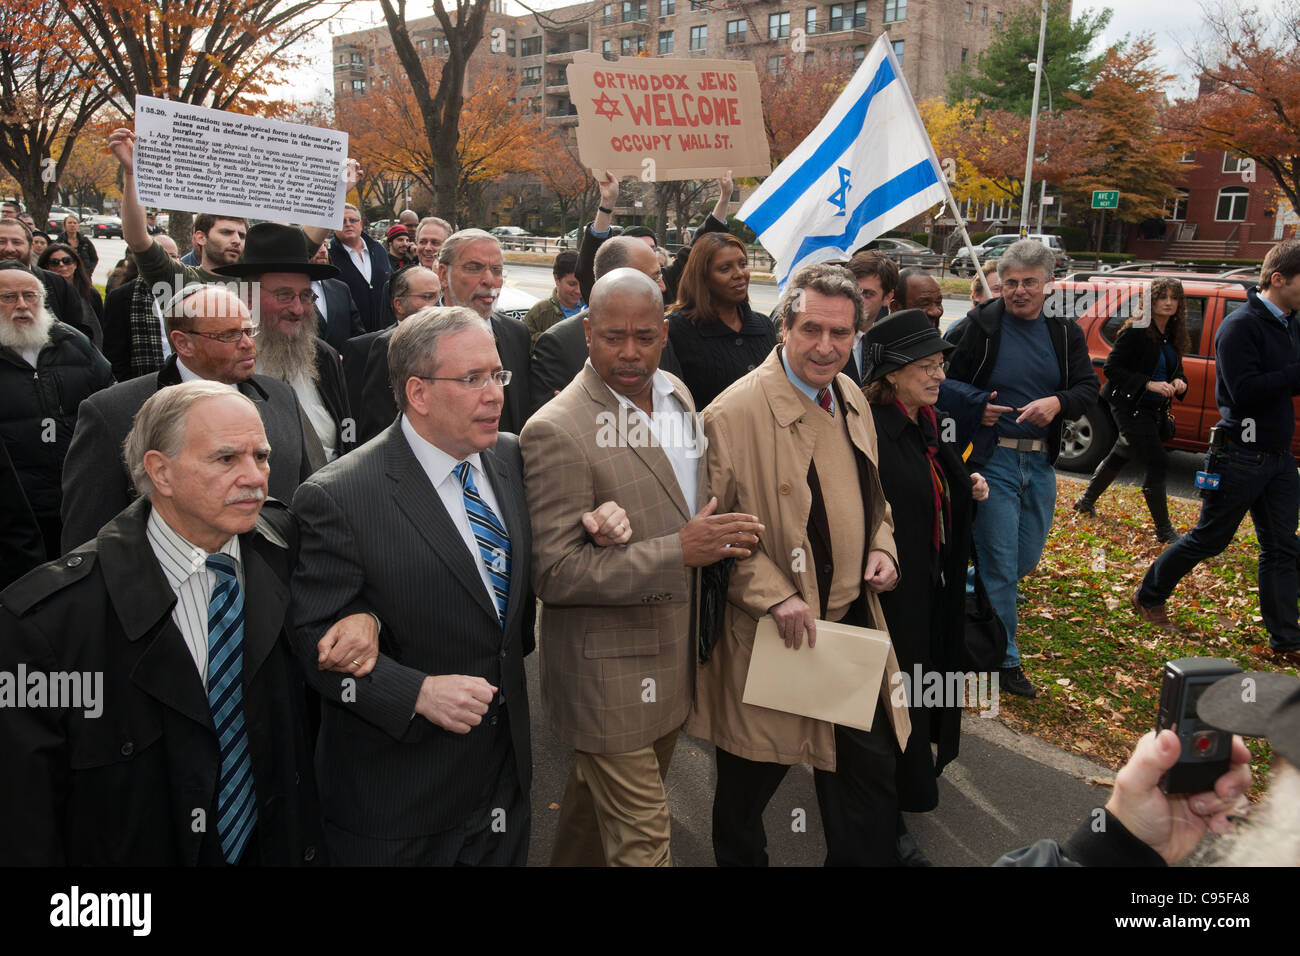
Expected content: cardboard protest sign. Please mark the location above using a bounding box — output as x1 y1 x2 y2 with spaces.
132 96 349 230
566 53 771 181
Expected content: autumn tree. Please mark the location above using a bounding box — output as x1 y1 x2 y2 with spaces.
0 1 109 226
377 0 496 220
1169 0 1300 216
59 125 120 212
948 0 1112 116
755 52 852 165
919 98 1005 212
1061 37 1184 224
533 128 599 237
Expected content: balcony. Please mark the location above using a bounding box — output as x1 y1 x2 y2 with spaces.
546 77 569 91
827 14 870 33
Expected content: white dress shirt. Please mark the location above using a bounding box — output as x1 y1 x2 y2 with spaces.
400 415 508 607
597 362 699 512
146 507 243 687
311 280 328 329
344 241 372 284
290 371 338 461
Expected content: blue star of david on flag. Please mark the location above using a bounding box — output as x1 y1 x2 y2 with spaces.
828 167 852 216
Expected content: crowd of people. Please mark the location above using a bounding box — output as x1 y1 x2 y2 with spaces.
1 133 1297 869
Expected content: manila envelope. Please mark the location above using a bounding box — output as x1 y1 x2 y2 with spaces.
742 617 892 733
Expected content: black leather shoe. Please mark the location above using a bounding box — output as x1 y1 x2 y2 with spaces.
1000 665 1038 698
896 830 933 867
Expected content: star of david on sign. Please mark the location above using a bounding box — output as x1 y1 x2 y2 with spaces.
593 91 622 120
828 166 852 216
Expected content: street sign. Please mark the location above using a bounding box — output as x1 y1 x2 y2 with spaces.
1091 190 1119 209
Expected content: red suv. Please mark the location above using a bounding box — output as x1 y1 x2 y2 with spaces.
1053 272 1298 472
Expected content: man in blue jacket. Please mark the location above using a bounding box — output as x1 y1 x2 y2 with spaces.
1135 240 1300 666
939 240 1099 698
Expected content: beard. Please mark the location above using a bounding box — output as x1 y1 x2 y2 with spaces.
256 318 319 384
0 300 54 351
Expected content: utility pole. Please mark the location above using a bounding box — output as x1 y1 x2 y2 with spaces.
1019 0 1049 237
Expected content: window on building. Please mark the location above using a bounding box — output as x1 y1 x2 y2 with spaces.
961 47 968 64
805 50 815 66
768 12 790 38
660 0 675 14
1216 186 1249 221
620 34 645 54
854 1 867 26
658 30 674 53
690 24 707 49
853 44 866 65
892 39 904 65
690 0 704 9
351 79 366 91
996 10 1003 27
805 8 818 34
1180 149 1195 163
1222 152 1248 174
829 1 866 31
603 4 612 23
1165 189 1189 221
884 0 906 22
522 66 542 86
622 0 647 22
602 39 611 56
767 54 784 73
981 5 988 25
965 2 973 21
728 19 747 43
521 36 542 56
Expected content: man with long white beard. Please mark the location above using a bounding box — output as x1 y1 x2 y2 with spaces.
214 222 354 467
0 262 112 561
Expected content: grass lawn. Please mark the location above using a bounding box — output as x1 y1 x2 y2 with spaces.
996 477 1290 793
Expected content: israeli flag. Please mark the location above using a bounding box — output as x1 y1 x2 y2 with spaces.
739 34 947 287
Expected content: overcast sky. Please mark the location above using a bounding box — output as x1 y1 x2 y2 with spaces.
294 0 1276 103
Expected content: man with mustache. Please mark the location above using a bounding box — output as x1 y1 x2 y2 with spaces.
522 268 762 865
59 285 314 552
0 261 112 563
0 381 368 865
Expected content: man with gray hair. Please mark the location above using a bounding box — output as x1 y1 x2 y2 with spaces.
413 216 452 270
291 306 536 865
0 380 375 865
60 284 313 552
522 268 761 865
939 239 1099 698
361 229 531 437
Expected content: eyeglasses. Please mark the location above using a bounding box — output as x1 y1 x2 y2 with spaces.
342 217 363 225
184 326 256 345
0 290 42 305
415 370 513 390
1001 278 1044 292
267 289 318 307
456 261 505 278
47 256 76 267
915 359 949 379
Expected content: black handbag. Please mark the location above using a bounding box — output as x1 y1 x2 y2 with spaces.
1158 401 1176 442
959 550 1008 673
697 556 734 663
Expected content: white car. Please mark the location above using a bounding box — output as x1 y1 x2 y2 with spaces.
495 284 539 322
950 233 1067 276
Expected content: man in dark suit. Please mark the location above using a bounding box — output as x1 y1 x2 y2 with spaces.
291 307 533 866
842 250 897 385
0 382 372 865
328 204 391 334
211 223 354 466
60 285 312 552
343 266 440 423
357 230 530 442
530 236 683 417
312 243 364 355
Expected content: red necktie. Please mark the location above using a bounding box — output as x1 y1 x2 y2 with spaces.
816 387 832 414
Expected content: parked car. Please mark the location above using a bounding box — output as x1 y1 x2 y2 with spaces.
951 233 1067 277
859 236 933 257
495 284 539 322
1048 272 1289 472
45 205 78 233
85 215 123 238
368 219 393 241
490 225 543 251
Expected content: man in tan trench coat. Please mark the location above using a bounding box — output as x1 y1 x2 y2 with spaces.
522 268 762 865
685 262 913 866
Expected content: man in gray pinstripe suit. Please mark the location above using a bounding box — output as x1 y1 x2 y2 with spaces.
521 269 762 866
291 306 535 866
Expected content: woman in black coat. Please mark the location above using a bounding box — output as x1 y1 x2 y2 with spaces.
1072 277 1189 542
864 309 988 863
666 232 777 409
38 243 104 349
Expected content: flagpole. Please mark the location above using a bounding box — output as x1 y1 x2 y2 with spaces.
881 38 992 299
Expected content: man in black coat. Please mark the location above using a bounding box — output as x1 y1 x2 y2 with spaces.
292 308 533 865
211 223 354 466
313 275 364 355
0 263 113 561
100 234 182 381
0 382 376 865
60 285 312 552
328 205 392 333
529 236 683 417
358 231 530 442
343 265 441 423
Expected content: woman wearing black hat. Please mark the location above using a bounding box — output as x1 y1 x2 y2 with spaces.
863 309 988 864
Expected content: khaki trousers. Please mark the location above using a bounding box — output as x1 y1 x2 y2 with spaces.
550 730 679 867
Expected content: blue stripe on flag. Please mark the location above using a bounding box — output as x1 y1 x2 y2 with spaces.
779 159 941 284
743 56 896 236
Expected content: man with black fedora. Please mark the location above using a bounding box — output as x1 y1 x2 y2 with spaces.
212 224 354 467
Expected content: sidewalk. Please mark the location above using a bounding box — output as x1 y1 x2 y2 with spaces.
523 653 1116 866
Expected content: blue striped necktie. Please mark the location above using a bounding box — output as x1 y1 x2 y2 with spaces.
205 553 258 865
454 461 511 627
